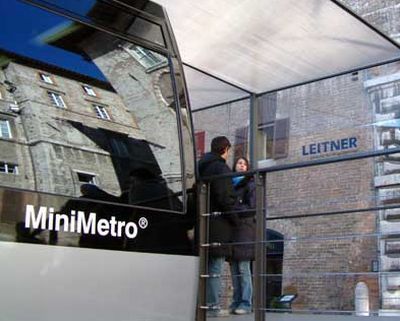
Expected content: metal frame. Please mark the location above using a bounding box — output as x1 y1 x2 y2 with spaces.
192 96 251 114
21 0 173 57
254 173 267 321
197 182 209 321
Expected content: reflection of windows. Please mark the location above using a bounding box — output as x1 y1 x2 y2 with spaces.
126 45 167 70
258 93 289 159
110 138 129 157
0 162 18 174
82 85 96 96
234 126 249 160
47 91 66 108
259 119 289 159
93 104 110 120
39 72 54 84
0 119 12 139
77 172 96 185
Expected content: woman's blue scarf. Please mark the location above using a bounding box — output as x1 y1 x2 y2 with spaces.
232 175 245 187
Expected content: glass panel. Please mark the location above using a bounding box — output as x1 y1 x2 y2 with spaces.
126 16 165 47
183 64 249 110
0 1 184 214
192 98 251 167
156 0 400 93
25 0 166 47
264 158 397 315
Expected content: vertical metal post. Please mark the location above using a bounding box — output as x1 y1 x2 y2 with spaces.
254 172 266 321
249 93 257 166
197 182 208 321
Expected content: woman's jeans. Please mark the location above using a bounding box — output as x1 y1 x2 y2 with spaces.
206 256 225 309
230 260 253 311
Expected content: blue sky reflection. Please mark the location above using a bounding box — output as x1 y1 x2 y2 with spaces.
0 0 105 80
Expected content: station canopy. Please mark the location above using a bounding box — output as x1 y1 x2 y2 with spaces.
155 0 400 108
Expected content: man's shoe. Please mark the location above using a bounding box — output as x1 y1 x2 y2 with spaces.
234 308 251 315
207 309 230 317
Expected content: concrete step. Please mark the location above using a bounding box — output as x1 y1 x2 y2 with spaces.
377 145 400 161
381 129 400 146
378 187 400 203
380 95 400 113
381 293 400 309
375 174 400 187
382 273 400 291
380 222 400 237
384 208 400 221
376 112 396 122
380 162 400 175
380 255 400 271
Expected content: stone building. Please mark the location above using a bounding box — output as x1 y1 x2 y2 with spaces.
192 0 400 315
0 50 145 198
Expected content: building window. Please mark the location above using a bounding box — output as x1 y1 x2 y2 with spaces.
126 45 167 70
0 119 12 139
39 73 54 84
258 93 289 159
47 91 66 108
93 104 110 120
259 119 290 159
77 172 96 185
82 85 96 97
0 162 18 174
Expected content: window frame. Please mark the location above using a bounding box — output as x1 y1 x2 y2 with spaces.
76 171 97 185
82 84 97 97
47 91 66 108
258 118 289 160
93 104 111 120
0 162 18 175
39 72 54 84
126 44 168 71
0 119 12 139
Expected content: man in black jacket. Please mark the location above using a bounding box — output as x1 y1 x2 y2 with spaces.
198 136 237 317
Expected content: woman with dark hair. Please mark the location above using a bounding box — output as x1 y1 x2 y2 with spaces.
229 157 256 315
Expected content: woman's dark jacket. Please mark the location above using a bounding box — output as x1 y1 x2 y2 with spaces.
230 176 256 261
198 152 238 257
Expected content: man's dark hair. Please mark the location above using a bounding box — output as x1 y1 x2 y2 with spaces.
211 136 231 155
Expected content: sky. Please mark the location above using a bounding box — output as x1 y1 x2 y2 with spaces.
0 0 105 80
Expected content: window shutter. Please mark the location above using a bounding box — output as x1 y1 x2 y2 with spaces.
234 126 249 159
273 118 289 159
258 92 277 126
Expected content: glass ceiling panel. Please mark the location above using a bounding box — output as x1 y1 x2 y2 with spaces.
156 0 400 94
183 65 249 110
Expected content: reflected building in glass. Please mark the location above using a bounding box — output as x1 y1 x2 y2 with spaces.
0 49 150 198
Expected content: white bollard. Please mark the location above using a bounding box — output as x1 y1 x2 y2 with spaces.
355 282 369 316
